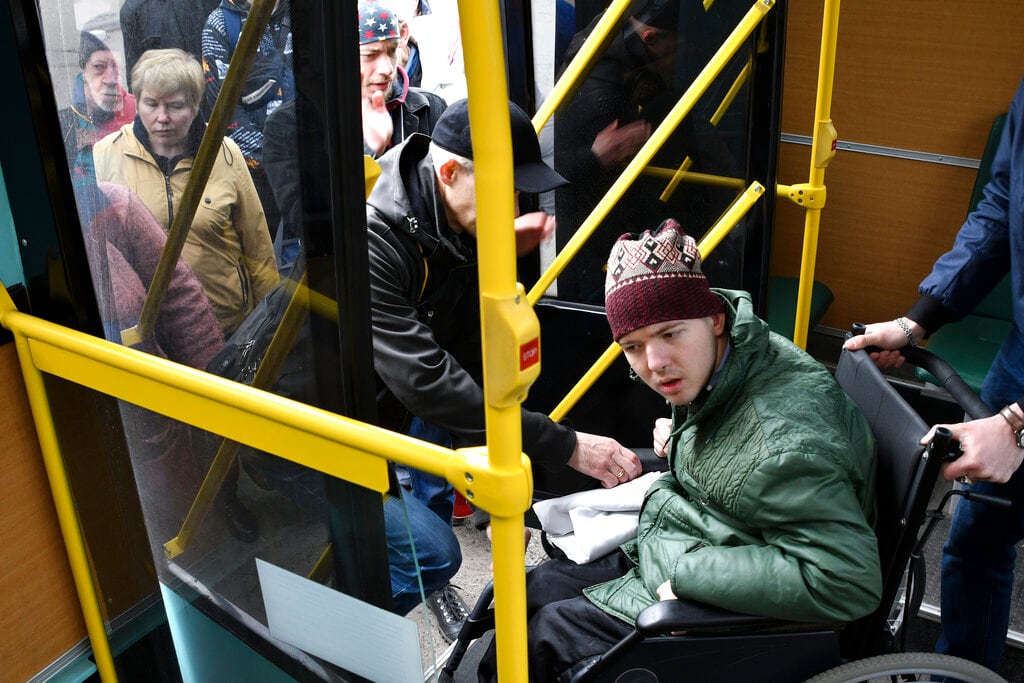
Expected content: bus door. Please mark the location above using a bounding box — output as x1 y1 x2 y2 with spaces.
3 0 459 679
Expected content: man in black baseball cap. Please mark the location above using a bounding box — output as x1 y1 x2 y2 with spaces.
363 99 641 636
430 97 568 194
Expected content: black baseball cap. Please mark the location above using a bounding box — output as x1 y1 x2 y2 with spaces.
431 99 568 194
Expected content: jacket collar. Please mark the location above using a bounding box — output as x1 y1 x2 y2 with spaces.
381 134 474 264
672 289 769 432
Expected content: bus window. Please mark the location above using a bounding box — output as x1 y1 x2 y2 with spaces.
22 0 440 677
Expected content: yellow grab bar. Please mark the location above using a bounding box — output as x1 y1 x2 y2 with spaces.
459 0 536 678
532 0 634 132
791 0 841 348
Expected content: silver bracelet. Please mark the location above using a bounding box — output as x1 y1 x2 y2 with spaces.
894 317 918 347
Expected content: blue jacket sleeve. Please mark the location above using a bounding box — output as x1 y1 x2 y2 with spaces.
908 77 1023 332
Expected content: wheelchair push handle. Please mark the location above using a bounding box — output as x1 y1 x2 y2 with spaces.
850 325 1014 511
928 426 962 463
849 324 991 420
930 429 1012 508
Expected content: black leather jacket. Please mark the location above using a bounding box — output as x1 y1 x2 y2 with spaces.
365 134 577 470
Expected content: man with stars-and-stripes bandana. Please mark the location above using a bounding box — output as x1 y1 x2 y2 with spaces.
358 0 447 158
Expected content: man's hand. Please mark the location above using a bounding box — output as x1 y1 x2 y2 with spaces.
657 580 677 601
653 417 671 457
568 432 642 488
923 414 1024 484
514 212 556 256
591 119 651 169
842 318 927 369
363 90 393 157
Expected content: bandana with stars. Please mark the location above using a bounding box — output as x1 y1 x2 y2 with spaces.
359 1 402 45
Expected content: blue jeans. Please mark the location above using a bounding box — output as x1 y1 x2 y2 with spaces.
936 325 1024 669
404 417 456 524
384 489 462 615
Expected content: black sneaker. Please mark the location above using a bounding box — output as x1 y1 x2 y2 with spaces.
426 584 469 643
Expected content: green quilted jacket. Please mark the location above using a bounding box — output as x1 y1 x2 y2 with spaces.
585 290 882 625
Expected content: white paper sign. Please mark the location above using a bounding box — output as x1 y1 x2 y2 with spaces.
257 558 422 683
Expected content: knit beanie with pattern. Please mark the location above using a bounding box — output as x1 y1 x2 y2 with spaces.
604 218 724 341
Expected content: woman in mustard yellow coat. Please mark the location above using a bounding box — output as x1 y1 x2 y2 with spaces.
95 48 277 337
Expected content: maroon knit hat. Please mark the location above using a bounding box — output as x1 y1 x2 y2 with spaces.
604 219 725 341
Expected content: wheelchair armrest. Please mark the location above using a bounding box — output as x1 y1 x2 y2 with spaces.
635 599 821 636
635 447 670 473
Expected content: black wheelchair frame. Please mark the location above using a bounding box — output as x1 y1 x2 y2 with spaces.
440 330 1010 682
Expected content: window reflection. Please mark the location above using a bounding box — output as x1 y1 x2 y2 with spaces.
543 0 754 304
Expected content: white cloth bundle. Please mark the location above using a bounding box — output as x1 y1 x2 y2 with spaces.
533 471 663 564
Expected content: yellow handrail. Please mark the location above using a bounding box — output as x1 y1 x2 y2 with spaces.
1 285 120 682
0 278 537 678
659 58 753 201
532 0 634 132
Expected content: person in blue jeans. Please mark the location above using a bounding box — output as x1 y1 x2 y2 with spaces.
846 73 1024 672
383 487 462 615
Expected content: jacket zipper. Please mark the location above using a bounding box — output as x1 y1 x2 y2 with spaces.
164 173 174 225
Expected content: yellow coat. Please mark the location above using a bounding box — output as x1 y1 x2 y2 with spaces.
94 123 278 336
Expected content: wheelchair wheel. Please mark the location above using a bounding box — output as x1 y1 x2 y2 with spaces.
804 652 1007 682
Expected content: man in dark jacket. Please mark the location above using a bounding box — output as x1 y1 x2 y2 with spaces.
366 98 642 493
845 74 1024 671
366 97 642 640
479 219 881 681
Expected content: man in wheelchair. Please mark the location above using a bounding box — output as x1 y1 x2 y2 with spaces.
478 219 883 681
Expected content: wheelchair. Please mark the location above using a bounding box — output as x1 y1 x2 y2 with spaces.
439 327 1010 682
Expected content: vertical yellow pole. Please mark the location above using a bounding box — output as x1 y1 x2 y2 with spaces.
8 333 118 681
457 2 530 681
793 0 841 348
